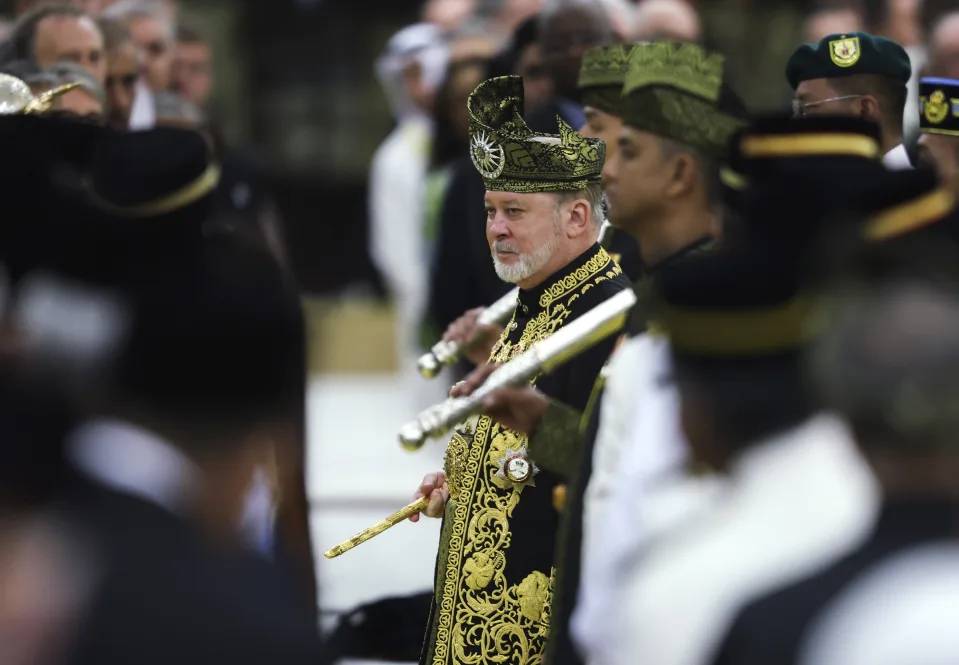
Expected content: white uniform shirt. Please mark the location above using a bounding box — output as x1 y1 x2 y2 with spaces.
608 415 879 665
68 419 200 515
802 543 959 665
883 144 912 170
572 335 705 662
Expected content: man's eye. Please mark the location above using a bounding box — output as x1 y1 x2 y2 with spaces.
485 208 495 217
507 208 521 215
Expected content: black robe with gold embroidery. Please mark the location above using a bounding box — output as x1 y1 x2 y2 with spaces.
421 243 630 665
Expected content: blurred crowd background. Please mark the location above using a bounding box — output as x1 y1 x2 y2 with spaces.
1 0 952 320
3 1 959 664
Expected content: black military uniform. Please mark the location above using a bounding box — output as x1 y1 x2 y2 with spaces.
421 75 630 665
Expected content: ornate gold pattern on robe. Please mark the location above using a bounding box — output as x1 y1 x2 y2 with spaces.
431 247 621 665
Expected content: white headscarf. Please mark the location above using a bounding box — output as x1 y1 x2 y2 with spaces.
375 23 449 121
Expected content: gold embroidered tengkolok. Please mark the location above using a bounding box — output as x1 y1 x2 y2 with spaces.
432 246 620 665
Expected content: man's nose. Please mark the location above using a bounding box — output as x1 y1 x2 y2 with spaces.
602 157 616 185
487 212 510 237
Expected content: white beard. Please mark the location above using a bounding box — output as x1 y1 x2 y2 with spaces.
492 233 559 284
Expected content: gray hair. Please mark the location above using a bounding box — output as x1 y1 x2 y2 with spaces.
555 182 606 227
102 0 173 39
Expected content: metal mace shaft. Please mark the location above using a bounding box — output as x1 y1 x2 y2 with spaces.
417 287 518 378
323 288 636 559
401 287 637 450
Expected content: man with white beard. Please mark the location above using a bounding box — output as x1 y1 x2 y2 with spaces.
409 75 630 665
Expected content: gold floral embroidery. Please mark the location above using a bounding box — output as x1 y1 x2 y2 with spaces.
517 571 551 622
445 420 475 500
464 552 497 590
432 246 616 665
489 249 621 364
539 247 619 309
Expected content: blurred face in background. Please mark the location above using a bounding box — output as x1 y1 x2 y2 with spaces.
632 0 702 43
517 41 553 113
422 0 477 31
34 14 106 84
73 0 103 13
929 13 959 79
16 0 99 14
803 7 863 43
401 60 437 114
173 39 213 108
99 0 178 19
879 0 921 48
498 0 544 34
105 40 139 129
446 60 486 141
128 14 173 91
541 7 610 98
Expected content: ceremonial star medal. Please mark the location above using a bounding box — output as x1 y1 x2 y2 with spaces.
829 35 861 68
496 448 539 488
470 130 506 179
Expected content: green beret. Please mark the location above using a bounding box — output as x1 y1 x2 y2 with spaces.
577 43 637 116
919 76 959 137
620 42 747 158
786 32 911 89
467 75 604 193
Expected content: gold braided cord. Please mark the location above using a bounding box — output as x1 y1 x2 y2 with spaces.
864 187 955 241
662 297 815 355
921 127 959 137
740 133 880 159
93 164 221 218
719 166 748 190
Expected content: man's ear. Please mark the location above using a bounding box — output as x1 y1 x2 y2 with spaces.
664 152 698 199
564 198 592 238
858 95 882 125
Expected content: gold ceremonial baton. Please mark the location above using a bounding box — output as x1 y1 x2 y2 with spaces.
327 259 635 558
323 496 430 559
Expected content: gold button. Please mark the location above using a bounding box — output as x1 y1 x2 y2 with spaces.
552 484 567 512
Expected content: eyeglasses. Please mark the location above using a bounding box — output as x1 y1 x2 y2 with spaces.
791 94 864 118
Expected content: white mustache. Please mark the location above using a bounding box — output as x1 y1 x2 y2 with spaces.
494 241 519 254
